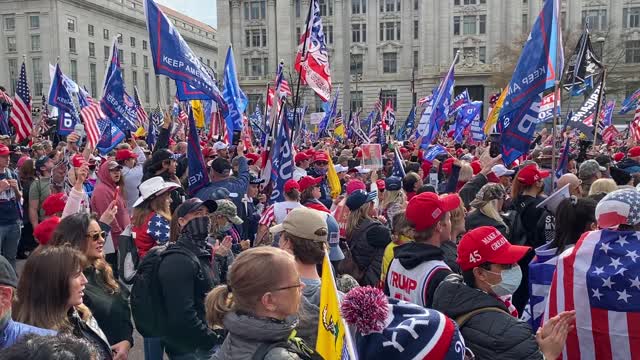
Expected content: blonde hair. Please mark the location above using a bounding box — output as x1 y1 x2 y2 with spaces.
479 199 506 228
588 178 617 196
458 163 473 183
346 204 373 240
205 247 296 327
449 200 466 228
381 189 406 210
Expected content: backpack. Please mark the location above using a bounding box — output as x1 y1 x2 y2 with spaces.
454 307 509 328
252 338 324 360
130 243 201 337
117 225 139 285
509 198 536 246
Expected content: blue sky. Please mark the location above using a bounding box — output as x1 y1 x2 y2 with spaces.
156 0 217 27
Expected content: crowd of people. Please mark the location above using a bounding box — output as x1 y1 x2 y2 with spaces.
0 107 639 360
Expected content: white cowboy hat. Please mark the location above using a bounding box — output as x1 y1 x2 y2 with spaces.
133 176 180 208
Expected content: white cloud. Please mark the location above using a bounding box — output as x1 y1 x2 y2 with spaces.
155 0 217 27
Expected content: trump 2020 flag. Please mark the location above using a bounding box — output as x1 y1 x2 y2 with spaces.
620 88 640 115
392 147 406 178
49 64 79 135
144 0 224 105
422 145 447 162
186 107 208 196
222 46 247 144
499 0 562 165
101 64 138 133
454 101 482 143
96 118 126 155
543 228 640 360
295 0 332 102
420 57 456 147
317 251 356 360
268 110 293 202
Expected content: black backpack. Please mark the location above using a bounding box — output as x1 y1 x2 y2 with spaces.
509 198 536 246
252 338 323 360
117 225 139 285
130 243 201 337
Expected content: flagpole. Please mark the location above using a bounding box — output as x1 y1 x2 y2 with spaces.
425 51 459 146
592 68 606 148
292 0 314 146
551 0 563 174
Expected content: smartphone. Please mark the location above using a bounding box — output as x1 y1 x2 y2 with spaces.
232 130 242 146
113 186 120 203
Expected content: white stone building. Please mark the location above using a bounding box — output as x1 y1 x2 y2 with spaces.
217 0 640 123
0 0 218 110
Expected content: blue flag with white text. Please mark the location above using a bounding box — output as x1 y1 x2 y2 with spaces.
49 64 79 135
96 118 126 155
270 109 293 202
454 101 482 143
100 63 138 133
422 145 447 162
186 107 208 196
392 147 405 178
222 46 247 144
421 66 455 147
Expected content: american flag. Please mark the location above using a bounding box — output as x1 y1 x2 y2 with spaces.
334 112 343 128
133 86 148 129
382 100 395 131
37 94 51 134
79 97 105 148
275 62 292 99
0 89 13 106
374 90 383 114
9 62 32 143
631 102 640 143
544 227 640 359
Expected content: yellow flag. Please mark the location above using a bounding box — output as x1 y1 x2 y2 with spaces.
316 252 355 359
484 87 508 135
191 100 205 128
334 124 345 138
325 151 341 198
134 126 146 137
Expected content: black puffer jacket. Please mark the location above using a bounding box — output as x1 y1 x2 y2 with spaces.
432 274 542 360
465 210 509 239
348 218 391 286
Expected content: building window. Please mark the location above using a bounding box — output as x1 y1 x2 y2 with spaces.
413 50 418 70
247 94 263 114
32 58 42 96
350 54 363 75
88 24 94 36
352 24 366 43
4 17 15 31
352 0 366 14
132 70 138 88
626 40 640 63
103 28 109 40
522 14 528 33
479 15 486 34
413 20 419 39
383 52 397 73
118 49 124 63
122 70 125 85
245 57 269 76
67 18 75 32
454 16 461 35
319 0 333 16
296 27 301 42
381 89 397 109
623 8 640 28
455 0 486 4
414 0 418 10
296 0 301 17
29 15 40 29
245 29 267 47
142 40 147 50
582 9 607 30
155 75 161 104
117 33 123 44
463 16 476 34
206 59 211 67
243 0 266 20
325 25 333 44
88 42 95 57
70 59 78 82
479 46 486 63
143 55 149 68
380 0 401 13
351 91 363 111
314 96 324 112
89 63 97 97
380 21 401 41
144 73 150 103
69 37 76 53
6 37 16 52
131 53 137 66
31 35 40 51
104 46 110 60
165 77 171 103
7 59 17 93
130 37 136 47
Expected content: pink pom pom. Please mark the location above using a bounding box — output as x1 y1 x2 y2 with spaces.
340 286 389 335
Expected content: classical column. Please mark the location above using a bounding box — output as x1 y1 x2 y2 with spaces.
267 0 277 76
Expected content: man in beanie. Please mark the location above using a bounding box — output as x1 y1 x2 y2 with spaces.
618 146 640 174
433 226 574 360
578 159 605 195
0 255 55 349
385 192 461 308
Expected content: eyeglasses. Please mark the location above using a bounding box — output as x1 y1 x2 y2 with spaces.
86 231 106 242
272 281 304 292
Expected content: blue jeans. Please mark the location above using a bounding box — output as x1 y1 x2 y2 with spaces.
143 337 164 360
167 347 217 360
0 224 21 269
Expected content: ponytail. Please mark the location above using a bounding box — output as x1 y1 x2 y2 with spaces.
205 285 233 328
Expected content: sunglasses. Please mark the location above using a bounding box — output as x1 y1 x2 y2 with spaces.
86 231 106 242
315 162 328 166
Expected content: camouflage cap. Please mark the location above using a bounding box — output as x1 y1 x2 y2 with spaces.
469 183 506 209
213 199 244 225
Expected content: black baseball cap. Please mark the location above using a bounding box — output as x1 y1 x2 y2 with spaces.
35 155 52 170
250 174 265 185
208 157 232 173
175 198 218 218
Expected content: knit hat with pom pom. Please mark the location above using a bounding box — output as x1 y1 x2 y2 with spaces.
340 286 468 360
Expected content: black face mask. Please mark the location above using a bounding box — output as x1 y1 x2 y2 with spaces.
183 216 210 242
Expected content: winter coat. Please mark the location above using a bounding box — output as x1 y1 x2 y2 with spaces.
432 274 543 360
68 308 113 360
0 319 55 350
459 173 488 208
157 237 225 355
211 313 304 360
618 158 640 174
465 210 509 239
440 241 461 274
90 161 129 243
195 157 250 211
348 218 391 286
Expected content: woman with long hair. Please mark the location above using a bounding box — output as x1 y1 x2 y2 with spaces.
466 183 509 238
206 247 317 360
551 197 597 255
131 177 179 259
17 158 37 258
49 213 133 360
343 190 391 286
380 176 406 228
14 245 113 359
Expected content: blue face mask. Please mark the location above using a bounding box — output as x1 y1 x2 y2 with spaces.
485 265 522 297
316 168 328 176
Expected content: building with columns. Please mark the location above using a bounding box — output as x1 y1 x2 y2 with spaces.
218 0 640 123
0 0 218 111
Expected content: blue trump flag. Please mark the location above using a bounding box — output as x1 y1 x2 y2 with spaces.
392 147 405 178
176 81 212 101
269 108 294 202
619 88 640 115
96 118 126 155
499 0 562 165
100 63 138 133
397 106 415 141
454 101 482 143
145 0 224 106
422 145 447 162
49 64 79 135
319 88 338 136
147 107 163 149
421 61 455 147
186 107 208 196
222 46 248 144
103 38 121 92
